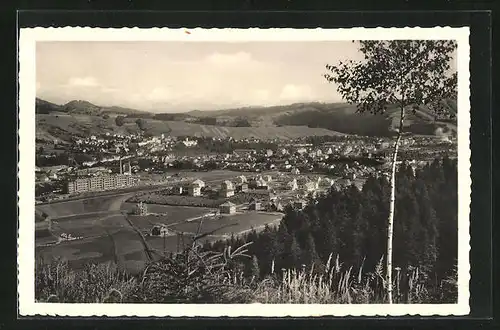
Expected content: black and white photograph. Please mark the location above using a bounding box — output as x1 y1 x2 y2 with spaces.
18 27 470 317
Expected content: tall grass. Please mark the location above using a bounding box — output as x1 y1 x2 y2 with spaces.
35 258 137 303
35 251 457 304
251 255 431 304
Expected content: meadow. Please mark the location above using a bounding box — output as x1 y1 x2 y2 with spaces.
170 212 282 237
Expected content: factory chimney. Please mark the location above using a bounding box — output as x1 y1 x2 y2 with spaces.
119 158 123 175
128 160 132 175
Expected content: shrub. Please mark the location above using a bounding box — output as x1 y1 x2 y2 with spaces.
115 115 126 126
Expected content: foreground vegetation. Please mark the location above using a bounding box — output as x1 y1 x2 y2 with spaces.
36 247 457 304
36 158 458 304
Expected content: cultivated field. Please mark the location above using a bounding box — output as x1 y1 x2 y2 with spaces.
36 194 131 218
35 180 285 274
36 113 341 144
123 203 214 230
170 212 283 237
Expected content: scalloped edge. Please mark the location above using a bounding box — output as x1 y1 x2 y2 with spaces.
17 27 471 317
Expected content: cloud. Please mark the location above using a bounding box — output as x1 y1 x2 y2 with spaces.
146 87 172 102
279 84 313 102
67 76 99 87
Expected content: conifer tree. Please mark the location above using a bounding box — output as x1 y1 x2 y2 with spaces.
245 255 261 280
325 40 457 303
302 233 321 268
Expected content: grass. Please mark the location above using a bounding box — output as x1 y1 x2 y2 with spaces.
169 213 281 237
35 245 458 304
36 195 119 218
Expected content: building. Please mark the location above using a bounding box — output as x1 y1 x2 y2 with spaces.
249 198 261 211
219 201 236 214
119 159 132 175
293 199 306 210
304 180 318 192
236 175 247 184
182 138 198 147
135 202 148 215
236 183 249 193
188 184 202 197
319 177 335 188
296 147 307 155
151 225 169 237
287 178 298 191
254 177 268 190
220 180 235 197
67 174 137 194
268 191 278 202
291 168 300 175
192 179 205 188
266 149 274 157
172 186 183 195
269 200 284 212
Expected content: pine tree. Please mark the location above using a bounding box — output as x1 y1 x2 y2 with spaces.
245 255 260 280
284 235 302 269
302 233 321 268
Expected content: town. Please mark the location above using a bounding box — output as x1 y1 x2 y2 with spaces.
35 131 456 203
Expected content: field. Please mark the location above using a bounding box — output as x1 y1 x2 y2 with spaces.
170 212 283 237
36 113 341 144
35 182 285 274
36 193 132 218
123 203 214 230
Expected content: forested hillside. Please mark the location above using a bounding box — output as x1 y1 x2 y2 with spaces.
207 158 458 298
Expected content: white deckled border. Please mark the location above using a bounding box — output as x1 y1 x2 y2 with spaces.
18 27 470 317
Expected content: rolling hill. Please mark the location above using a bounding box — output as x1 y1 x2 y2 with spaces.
36 98 151 116
36 112 343 144
187 101 458 137
35 97 457 141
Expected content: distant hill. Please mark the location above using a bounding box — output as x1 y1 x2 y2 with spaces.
63 100 102 115
187 101 458 137
36 113 343 143
35 98 63 114
36 98 151 116
35 97 457 140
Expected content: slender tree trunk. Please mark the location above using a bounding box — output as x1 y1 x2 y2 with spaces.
386 105 405 304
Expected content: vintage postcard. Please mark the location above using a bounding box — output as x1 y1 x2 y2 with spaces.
18 27 470 317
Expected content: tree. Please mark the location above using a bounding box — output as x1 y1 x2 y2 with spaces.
244 255 260 279
324 40 457 303
136 118 147 131
115 115 126 126
234 117 251 127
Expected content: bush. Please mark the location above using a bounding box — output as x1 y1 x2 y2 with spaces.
115 115 126 126
136 118 147 130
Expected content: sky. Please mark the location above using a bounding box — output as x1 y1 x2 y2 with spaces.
36 41 365 112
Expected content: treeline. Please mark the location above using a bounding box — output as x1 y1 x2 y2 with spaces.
206 158 458 294
274 110 394 137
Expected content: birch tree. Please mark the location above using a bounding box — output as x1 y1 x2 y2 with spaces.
324 40 457 303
